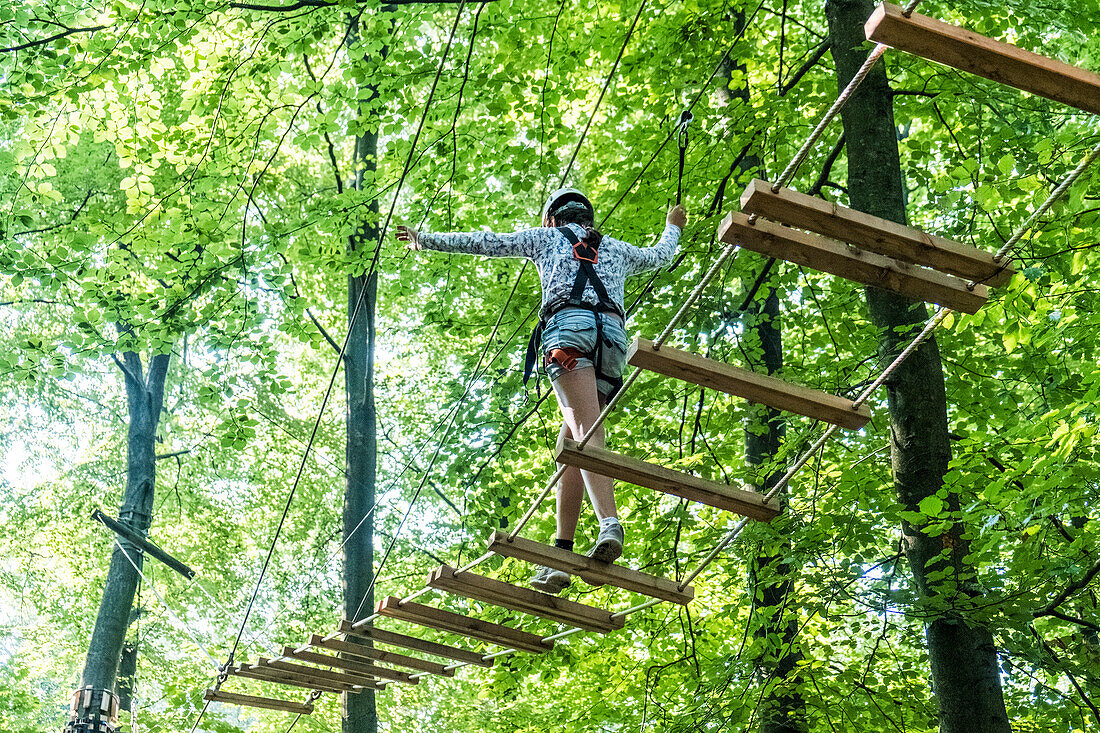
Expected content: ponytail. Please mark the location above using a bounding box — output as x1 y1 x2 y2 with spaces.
581 225 603 249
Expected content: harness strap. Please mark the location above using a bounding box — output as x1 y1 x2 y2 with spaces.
522 227 622 393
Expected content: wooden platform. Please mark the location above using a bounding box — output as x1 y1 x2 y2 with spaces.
203 689 314 714
256 657 384 691
487 532 694 605
628 337 870 429
866 3 1100 116
283 646 418 684
229 659 352 694
719 212 989 313
555 437 781 522
375 597 554 655
340 620 492 667
310 634 456 677
427 564 625 634
739 179 1014 286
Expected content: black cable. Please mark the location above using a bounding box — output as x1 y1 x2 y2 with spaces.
558 0 649 185
195 5 472 728
598 0 766 228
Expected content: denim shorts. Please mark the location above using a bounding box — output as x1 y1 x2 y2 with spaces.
541 307 630 396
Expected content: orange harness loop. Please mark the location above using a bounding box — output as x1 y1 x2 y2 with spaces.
545 347 585 372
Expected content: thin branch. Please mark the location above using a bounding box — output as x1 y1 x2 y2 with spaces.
230 0 477 9
1036 555 1100 617
1 24 107 53
306 308 342 355
779 40 829 97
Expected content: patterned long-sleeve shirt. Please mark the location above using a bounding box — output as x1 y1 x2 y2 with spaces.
419 223 681 315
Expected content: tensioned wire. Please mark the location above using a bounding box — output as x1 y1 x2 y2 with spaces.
187 2 475 725
268 0 1097 697
218 0 650 673
341 0 667 629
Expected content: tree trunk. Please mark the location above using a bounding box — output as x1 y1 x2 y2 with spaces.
342 14 381 733
824 2 1010 731
75 352 169 729
745 288 805 733
719 8 808 730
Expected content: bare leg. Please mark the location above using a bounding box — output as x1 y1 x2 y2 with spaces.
551 366 618 520
555 421 584 541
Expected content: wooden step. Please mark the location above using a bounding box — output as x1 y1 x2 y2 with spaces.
866 3 1100 116
203 689 315 715
229 660 351 694
628 337 869 430
255 657 384 691
487 531 694 605
283 646 418 684
340 620 492 668
427 564 625 634
375 597 554 655
739 179 1014 286
555 437 781 522
719 212 988 313
309 634 456 677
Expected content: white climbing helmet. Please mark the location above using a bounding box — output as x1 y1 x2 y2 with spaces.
541 188 594 225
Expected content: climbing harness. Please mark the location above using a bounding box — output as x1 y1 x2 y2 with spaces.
522 225 626 397
675 110 693 206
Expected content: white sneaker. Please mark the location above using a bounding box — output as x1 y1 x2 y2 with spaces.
588 519 624 564
530 566 571 594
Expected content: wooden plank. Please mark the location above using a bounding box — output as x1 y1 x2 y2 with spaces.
283 647 418 684
427 564 625 634
739 179 1014 286
203 689 314 715
255 658 384 691
866 3 1100 116
486 532 694 606
628 337 869 429
556 437 781 522
718 212 989 314
229 661 350 694
309 635 455 677
339 620 492 668
375 597 554 655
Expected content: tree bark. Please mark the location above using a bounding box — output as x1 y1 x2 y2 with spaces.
824 2 1010 731
76 351 169 725
342 13 381 733
745 288 806 733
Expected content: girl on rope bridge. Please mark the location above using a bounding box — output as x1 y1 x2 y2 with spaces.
397 190 686 594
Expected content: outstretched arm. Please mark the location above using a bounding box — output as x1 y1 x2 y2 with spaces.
396 225 548 260
622 205 687 274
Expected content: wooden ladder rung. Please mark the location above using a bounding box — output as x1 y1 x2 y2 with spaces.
283 646 418 684
628 337 870 430
339 620 492 668
556 437 781 521
739 179 1014 287
254 657 384 691
229 660 350 694
427 564 625 634
866 3 1100 116
309 634 456 677
487 531 694 606
719 212 989 314
375 597 554 655
203 689 315 715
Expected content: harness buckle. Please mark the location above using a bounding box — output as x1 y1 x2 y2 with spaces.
573 240 598 264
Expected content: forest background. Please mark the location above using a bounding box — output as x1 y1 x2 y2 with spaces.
2 0 1100 730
